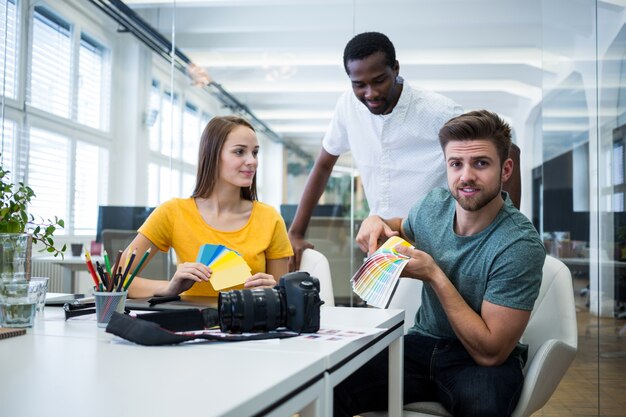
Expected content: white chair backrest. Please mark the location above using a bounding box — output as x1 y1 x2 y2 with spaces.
299 248 335 307
375 255 577 417
387 278 423 334
520 255 578 370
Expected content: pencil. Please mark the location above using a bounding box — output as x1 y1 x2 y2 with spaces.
103 250 112 277
84 251 101 289
117 249 136 291
111 250 123 284
123 247 151 291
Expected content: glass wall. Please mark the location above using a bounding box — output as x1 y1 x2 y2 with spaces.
535 1 626 414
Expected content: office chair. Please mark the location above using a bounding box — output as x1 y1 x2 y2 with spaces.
101 229 174 280
364 255 578 417
298 248 335 307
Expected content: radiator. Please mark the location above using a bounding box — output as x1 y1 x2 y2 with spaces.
31 258 66 292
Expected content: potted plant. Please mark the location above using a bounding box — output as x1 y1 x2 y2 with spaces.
0 161 66 282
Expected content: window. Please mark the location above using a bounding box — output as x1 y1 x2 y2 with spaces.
29 6 72 118
148 163 158 207
0 119 16 175
74 142 108 234
161 91 181 159
148 80 161 151
0 0 19 100
78 34 109 130
27 127 69 234
28 5 111 131
182 102 200 164
147 74 214 203
3 3 113 238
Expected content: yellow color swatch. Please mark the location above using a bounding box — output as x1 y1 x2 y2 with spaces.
209 251 252 290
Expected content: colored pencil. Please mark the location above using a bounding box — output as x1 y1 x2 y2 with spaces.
117 249 136 291
84 251 101 289
123 247 151 291
103 250 112 277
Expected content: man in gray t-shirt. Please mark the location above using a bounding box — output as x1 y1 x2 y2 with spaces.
334 110 545 417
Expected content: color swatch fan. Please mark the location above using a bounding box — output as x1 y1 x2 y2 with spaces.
351 236 414 308
196 244 251 291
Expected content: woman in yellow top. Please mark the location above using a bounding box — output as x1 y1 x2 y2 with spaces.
125 116 293 298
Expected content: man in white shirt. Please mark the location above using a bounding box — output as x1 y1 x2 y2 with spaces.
288 32 520 269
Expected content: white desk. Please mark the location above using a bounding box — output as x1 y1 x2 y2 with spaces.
0 306 404 417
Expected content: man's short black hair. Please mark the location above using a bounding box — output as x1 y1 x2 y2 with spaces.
343 32 396 74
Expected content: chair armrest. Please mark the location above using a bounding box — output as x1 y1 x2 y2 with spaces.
512 339 577 417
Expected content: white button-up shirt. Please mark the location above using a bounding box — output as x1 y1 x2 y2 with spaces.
322 81 463 218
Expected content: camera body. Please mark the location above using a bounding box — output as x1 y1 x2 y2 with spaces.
277 271 323 333
218 271 324 334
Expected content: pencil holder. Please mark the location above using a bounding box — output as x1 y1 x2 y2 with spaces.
94 291 127 328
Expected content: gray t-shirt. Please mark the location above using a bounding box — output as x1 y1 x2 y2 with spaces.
402 187 545 342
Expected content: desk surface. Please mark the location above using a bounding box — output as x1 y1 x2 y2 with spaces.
0 305 404 417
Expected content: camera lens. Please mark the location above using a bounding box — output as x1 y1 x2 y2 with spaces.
218 288 286 333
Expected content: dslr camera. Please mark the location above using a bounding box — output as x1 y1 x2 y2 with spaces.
218 271 324 334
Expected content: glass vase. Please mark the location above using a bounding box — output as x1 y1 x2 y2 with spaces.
0 233 31 283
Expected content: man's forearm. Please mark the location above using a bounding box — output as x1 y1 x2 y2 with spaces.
288 150 339 237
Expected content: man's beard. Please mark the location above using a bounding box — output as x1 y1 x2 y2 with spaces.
452 180 502 212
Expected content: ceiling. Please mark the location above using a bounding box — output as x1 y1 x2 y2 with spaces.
123 0 624 164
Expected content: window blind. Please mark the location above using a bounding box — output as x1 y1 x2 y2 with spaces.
182 102 199 164
0 0 19 100
29 6 72 118
78 33 107 130
183 172 195 197
0 118 15 174
27 127 69 236
74 142 107 234
161 91 181 159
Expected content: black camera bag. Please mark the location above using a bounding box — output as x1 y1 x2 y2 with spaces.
105 309 299 346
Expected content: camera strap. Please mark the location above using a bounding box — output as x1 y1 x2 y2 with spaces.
105 310 299 346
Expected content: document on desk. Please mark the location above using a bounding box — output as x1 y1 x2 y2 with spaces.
296 326 384 343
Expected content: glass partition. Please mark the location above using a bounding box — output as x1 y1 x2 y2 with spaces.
538 0 626 413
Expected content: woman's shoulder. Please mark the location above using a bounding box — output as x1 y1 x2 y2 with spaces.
251 201 283 221
156 197 194 210
252 200 280 214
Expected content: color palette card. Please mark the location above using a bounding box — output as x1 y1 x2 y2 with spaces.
350 236 414 308
196 244 251 291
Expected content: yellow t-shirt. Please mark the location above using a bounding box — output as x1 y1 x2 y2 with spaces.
138 198 293 296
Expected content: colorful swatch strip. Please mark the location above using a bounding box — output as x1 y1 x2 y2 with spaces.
351 236 413 308
196 244 251 291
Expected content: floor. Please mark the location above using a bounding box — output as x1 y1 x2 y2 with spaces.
531 277 626 417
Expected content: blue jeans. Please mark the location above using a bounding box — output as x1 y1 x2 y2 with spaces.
333 334 525 417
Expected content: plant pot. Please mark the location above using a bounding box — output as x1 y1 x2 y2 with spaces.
0 233 32 283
